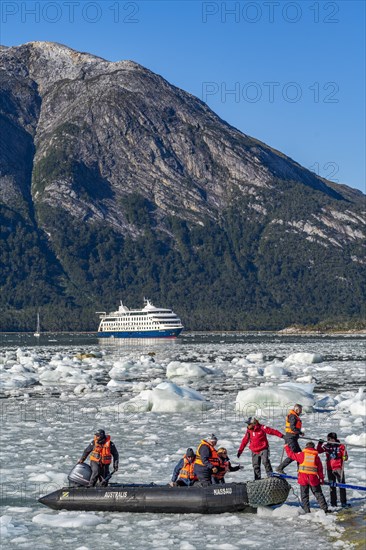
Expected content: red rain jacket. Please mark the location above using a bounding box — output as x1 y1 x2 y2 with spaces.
285 445 324 486
238 424 283 455
316 441 348 471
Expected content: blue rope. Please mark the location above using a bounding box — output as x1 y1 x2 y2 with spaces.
271 472 366 492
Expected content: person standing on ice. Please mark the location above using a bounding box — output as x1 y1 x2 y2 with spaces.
212 447 242 484
78 429 119 487
277 403 304 473
170 448 198 486
236 417 284 480
317 432 349 508
194 434 220 485
284 441 329 513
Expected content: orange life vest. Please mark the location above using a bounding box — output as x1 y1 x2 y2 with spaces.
178 456 198 481
213 457 230 480
298 448 318 475
195 440 220 467
90 435 112 465
285 410 302 434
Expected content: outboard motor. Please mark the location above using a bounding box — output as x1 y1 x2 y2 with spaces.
68 463 92 487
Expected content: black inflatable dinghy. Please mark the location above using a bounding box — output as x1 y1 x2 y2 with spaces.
39 478 290 514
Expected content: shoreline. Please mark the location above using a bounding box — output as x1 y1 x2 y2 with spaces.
0 330 366 336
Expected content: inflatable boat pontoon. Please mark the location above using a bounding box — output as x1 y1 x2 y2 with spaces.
39 477 290 514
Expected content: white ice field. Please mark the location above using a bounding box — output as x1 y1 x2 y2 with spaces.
0 333 365 549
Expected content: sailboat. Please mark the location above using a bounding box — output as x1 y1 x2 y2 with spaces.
34 311 41 338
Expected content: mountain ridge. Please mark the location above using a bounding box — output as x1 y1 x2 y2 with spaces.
0 42 365 331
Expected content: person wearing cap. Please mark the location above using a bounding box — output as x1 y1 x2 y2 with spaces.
212 448 242 484
284 441 329 513
237 418 284 480
78 429 119 487
277 403 304 474
194 434 220 485
317 432 349 508
170 448 198 487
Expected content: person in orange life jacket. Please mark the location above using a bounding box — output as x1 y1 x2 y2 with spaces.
212 448 242 484
194 434 220 485
277 403 304 473
285 441 329 513
170 448 198 487
237 417 284 480
317 432 349 508
78 429 119 487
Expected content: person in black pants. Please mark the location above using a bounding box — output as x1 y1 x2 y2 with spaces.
78 429 119 486
317 433 349 508
194 434 219 485
277 404 304 473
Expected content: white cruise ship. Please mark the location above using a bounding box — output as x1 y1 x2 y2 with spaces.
97 299 184 338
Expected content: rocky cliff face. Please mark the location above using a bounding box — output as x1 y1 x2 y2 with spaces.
0 42 365 330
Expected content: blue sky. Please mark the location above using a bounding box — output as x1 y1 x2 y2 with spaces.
1 0 365 192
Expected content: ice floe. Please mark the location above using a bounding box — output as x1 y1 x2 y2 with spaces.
0 515 28 538
166 361 214 378
236 382 315 413
284 352 323 365
127 381 211 412
337 388 366 417
345 433 366 446
32 512 106 528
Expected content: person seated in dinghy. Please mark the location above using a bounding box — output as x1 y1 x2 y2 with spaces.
78 429 119 487
212 447 242 484
170 448 198 487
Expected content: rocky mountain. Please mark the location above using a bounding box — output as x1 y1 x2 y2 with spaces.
1 42 365 331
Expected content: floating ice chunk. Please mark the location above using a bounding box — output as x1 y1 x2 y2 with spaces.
128 381 211 413
0 370 38 390
350 401 366 416
0 516 28 538
106 379 130 390
166 362 213 378
263 364 289 378
314 395 337 409
257 504 301 518
279 382 315 395
109 361 135 379
345 433 366 446
231 358 251 367
284 353 323 365
337 388 366 416
247 366 264 377
32 512 106 528
246 353 264 363
296 375 317 384
236 382 314 413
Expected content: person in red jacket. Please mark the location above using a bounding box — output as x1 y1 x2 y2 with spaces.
317 432 349 508
285 441 329 513
237 417 284 480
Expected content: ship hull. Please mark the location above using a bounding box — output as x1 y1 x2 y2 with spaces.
98 328 183 339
